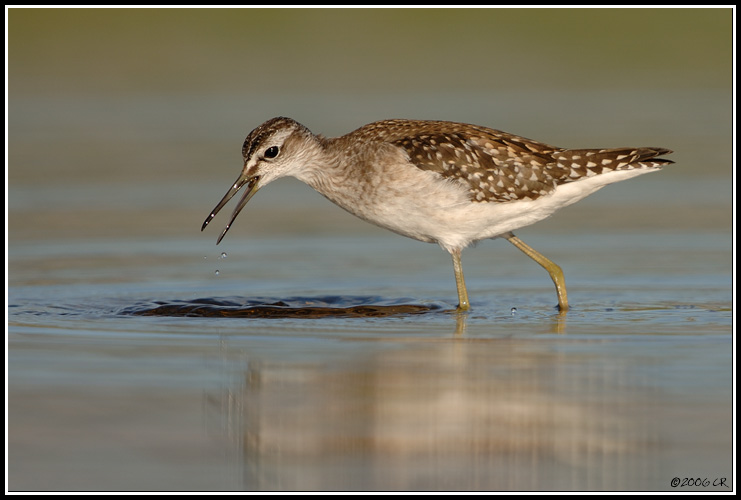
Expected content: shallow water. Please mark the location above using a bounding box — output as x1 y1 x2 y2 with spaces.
7 213 734 491
8 174 735 493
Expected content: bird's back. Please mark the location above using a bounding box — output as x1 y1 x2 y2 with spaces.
344 119 673 204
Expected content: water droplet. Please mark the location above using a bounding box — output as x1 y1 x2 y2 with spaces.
214 270 220 276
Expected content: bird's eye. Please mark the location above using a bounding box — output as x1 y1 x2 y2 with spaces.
264 146 280 159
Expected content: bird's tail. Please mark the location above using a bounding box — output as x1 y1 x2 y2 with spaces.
554 147 673 179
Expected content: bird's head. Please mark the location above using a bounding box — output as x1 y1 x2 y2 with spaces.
201 117 318 243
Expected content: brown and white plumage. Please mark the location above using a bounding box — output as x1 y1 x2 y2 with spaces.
202 117 673 311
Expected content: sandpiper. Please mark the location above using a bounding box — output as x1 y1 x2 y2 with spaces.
202 117 672 311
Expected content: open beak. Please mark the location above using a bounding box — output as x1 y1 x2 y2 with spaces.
201 175 261 244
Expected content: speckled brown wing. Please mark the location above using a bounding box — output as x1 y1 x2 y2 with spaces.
351 120 673 204
392 128 563 202
348 119 561 203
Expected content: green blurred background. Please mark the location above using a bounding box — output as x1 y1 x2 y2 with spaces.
8 7 733 241
9 8 730 93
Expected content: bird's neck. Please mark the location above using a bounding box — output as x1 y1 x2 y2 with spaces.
295 134 379 214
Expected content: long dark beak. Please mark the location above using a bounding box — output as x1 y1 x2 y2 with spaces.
201 175 260 244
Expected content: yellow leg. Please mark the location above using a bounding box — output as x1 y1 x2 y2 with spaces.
451 249 470 311
504 232 569 312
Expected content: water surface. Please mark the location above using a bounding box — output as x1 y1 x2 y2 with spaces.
8 219 733 491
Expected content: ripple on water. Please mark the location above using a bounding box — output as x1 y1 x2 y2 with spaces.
121 295 448 319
